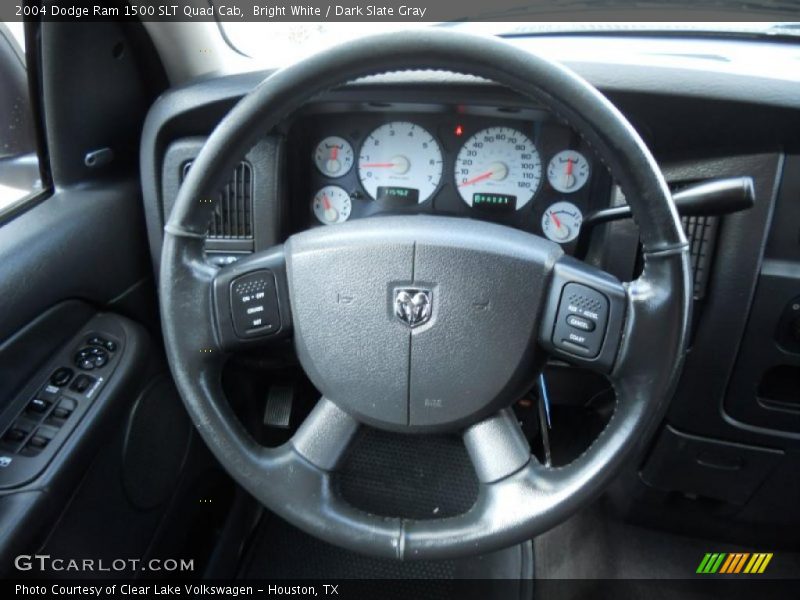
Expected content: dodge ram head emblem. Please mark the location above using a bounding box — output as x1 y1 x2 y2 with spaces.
394 288 432 328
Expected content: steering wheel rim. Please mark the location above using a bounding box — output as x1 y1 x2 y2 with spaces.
160 30 691 560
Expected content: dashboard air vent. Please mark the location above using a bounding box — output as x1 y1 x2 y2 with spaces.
681 214 718 301
181 160 253 239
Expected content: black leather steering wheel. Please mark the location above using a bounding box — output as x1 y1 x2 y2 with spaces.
160 30 691 560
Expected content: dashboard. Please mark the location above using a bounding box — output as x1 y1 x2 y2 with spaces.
286 105 612 252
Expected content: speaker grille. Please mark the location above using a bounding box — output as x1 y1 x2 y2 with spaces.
182 160 253 239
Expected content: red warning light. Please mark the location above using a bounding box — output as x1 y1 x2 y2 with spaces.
454 124 464 137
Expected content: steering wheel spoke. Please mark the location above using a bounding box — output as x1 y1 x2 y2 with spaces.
538 255 628 374
210 246 293 352
463 409 532 484
290 397 360 471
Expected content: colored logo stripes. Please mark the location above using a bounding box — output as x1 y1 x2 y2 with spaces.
697 552 773 574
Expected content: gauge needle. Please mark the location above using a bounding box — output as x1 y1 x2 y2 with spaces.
321 193 331 211
330 146 339 160
550 212 563 229
361 162 396 168
459 170 495 187
565 158 574 176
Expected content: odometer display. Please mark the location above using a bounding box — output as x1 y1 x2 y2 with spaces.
455 127 542 210
472 193 516 213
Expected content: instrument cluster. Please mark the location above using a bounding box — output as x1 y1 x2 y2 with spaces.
290 108 611 249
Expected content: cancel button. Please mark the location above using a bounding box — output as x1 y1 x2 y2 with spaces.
566 314 596 332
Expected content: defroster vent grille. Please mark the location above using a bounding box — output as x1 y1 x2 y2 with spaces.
182 160 253 239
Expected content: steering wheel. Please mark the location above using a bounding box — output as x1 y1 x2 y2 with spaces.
160 30 691 560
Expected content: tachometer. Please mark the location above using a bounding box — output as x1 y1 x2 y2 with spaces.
358 122 442 204
455 127 542 211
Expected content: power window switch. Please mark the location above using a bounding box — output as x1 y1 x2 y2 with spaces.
3 427 28 443
27 398 51 415
52 398 78 420
27 426 57 451
28 435 49 449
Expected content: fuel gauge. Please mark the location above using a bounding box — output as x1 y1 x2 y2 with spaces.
312 185 351 225
542 201 583 243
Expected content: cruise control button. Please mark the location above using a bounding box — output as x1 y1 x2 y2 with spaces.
566 314 595 332
552 283 610 359
230 271 281 338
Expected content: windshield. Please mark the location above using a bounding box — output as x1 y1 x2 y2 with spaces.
222 21 799 67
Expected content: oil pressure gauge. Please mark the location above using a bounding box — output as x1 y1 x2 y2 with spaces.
312 185 351 225
542 201 583 243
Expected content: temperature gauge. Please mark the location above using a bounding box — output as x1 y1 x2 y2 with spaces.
314 136 354 178
547 150 590 193
542 201 583 243
312 185 351 225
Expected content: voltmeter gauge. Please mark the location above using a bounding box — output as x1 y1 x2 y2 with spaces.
312 186 351 225
314 136 354 178
542 201 583 243
547 150 590 193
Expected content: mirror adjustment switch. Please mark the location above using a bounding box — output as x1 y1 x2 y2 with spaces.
552 283 610 358
230 271 281 338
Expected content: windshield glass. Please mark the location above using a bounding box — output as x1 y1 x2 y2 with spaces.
222 21 798 67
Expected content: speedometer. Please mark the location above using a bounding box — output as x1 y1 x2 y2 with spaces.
455 127 542 211
358 122 442 204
